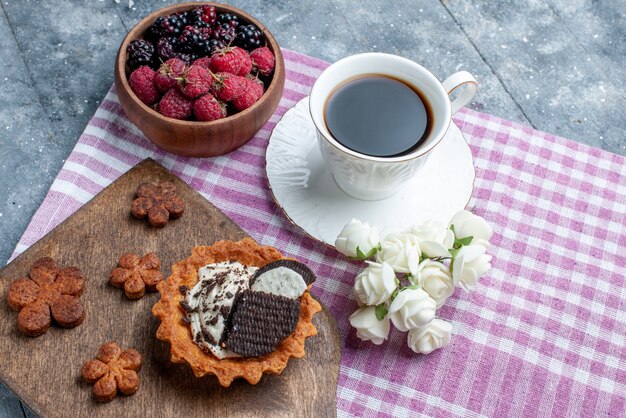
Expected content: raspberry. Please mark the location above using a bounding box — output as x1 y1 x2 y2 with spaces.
178 65 212 98
250 47 275 76
129 66 160 105
154 58 186 93
234 47 252 76
236 24 264 51
192 56 212 69
232 77 264 111
210 46 250 76
210 72 247 102
127 40 156 70
158 88 193 120
194 94 227 121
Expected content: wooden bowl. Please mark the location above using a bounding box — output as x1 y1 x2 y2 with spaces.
114 2 285 157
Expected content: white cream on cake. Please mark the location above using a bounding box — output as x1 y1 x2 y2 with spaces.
185 261 258 359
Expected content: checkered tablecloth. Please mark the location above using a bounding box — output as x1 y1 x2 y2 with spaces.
11 49 626 417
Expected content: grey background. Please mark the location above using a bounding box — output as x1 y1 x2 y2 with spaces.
0 0 624 415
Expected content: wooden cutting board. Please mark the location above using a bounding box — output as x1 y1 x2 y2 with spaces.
0 158 341 418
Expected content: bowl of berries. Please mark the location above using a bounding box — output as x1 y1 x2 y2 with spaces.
115 2 285 157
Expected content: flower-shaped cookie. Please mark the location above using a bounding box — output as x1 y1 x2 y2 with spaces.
81 342 142 403
130 181 185 227
109 253 163 300
6 257 85 337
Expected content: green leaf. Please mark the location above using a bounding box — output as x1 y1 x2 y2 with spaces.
403 284 421 291
449 247 460 258
455 236 474 246
353 243 381 260
375 304 388 321
449 224 455 233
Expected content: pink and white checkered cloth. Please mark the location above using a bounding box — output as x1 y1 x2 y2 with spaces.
11 49 626 417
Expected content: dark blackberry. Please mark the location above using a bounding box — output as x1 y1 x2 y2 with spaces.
127 39 156 70
173 52 193 65
216 13 240 28
190 5 217 27
156 37 179 61
206 39 225 55
179 25 211 53
212 23 236 45
148 13 189 38
236 24 265 51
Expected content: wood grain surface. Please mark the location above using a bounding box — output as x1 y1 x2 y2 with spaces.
0 159 340 418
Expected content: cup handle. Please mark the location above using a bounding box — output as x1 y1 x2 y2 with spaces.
442 71 478 114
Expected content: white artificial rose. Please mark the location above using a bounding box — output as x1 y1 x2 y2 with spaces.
349 306 391 345
419 260 455 308
335 219 380 258
387 288 436 332
452 245 492 290
376 232 421 276
410 220 454 257
407 318 452 354
449 210 493 248
354 262 397 306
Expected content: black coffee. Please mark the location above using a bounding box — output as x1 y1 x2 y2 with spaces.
323 75 432 157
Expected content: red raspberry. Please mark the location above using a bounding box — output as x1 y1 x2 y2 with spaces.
232 77 264 111
233 47 252 76
158 88 193 120
194 94 227 121
210 46 250 76
250 47 275 76
129 66 160 105
178 65 212 98
192 56 212 69
154 58 186 93
209 72 247 102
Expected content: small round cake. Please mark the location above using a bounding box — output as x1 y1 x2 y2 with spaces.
151 238 321 386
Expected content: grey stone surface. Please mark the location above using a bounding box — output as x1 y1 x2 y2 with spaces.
0 0 624 414
442 0 626 153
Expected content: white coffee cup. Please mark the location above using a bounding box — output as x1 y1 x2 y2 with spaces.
309 53 478 201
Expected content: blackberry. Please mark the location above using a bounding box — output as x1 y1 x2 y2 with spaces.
156 37 179 61
148 13 189 38
127 39 156 70
212 23 236 45
179 25 211 53
206 39 225 55
216 13 240 28
174 52 199 65
190 5 217 27
236 24 265 51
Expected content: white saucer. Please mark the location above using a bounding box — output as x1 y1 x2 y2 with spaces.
266 97 475 247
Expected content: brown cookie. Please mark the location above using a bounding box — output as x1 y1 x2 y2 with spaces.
109 252 163 300
6 257 85 337
223 289 301 357
130 181 185 227
81 342 142 403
